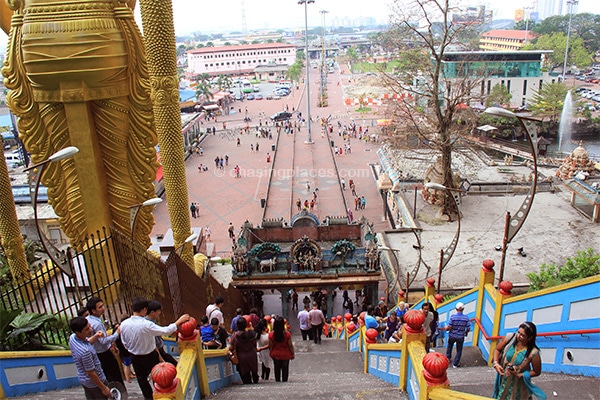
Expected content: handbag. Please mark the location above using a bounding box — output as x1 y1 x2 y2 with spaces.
228 333 239 365
228 347 239 365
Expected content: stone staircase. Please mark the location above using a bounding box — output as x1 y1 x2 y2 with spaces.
212 338 407 400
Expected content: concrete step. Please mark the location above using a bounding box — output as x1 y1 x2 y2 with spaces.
212 338 407 400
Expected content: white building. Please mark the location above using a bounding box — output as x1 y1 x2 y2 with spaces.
186 43 297 79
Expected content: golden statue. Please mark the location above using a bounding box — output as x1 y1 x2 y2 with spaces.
1 0 194 272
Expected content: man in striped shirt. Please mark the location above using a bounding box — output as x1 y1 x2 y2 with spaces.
69 316 111 399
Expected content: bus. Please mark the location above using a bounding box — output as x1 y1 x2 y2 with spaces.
241 79 253 93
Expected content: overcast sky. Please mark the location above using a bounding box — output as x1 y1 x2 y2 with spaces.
0 0 597 46
167 0 599 36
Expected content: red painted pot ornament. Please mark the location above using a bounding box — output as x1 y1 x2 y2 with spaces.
264 315 272 323
482 259 495 272
499 280 513 296
346 322 356 333
151 362 179 393
359 311 366 323
427 277 435 287
434 294 444 304
336 314 342 322
344 313 352 322
422 352 449 385
178 317 197 340
365 328 379 343
403 309 425 333
331 316 337 323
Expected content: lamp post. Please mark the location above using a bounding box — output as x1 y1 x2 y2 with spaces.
299 0 315 144
562 0 578 81
523 6 533 45
319 10 328 107
424 182 461 293
24 146 79 277
378 245 403 302
175 232 198 256
484 107 539 286
128 197 163 241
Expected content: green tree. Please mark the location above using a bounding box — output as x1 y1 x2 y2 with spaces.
217 74 232 91
513 20 536 31
296 49 305 62
206 41 214 47
346 46 359 66
286 60 303 84
195 73 213 102
525 32 592 69
379 0 482 218
485 84 512 107
529 81 569 123
527 248 600 291
534 13 600 55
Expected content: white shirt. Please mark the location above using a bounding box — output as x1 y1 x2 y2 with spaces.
206 304 224 325
120 315 177 356
297 310 310 330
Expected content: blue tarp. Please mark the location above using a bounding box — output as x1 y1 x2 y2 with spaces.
180 89 196 102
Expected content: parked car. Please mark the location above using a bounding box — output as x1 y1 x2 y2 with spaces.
266 94 273 100
255 94 263 100
247 94 255 100
253 85 260 92
270 111 292 122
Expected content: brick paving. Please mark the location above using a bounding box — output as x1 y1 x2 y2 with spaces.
150 67 392 258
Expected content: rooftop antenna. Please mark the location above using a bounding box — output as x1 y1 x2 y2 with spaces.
241 0 247 34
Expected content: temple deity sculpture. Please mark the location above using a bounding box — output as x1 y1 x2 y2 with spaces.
1 0 159 249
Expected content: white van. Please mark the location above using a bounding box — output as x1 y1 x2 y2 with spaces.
4 153 22 167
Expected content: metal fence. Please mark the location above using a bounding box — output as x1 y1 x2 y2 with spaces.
1 226 246 350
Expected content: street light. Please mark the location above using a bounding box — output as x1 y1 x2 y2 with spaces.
424 182 461 293
562 0 578 81
299 0 315 144
175 232 198 256
484 107 539 286
128 197 163 240
523 6 533 45
24 146 79 277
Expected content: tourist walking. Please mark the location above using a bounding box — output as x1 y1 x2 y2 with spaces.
268 316 295 382
230 317 259 384
308 302 326 344
492 322 544 399
146 300 178 366
256 320 273 381
190 202 197 219
297 304 312 341
205 296 225 326
228 222 235 239
69 316 112 400
85 297 123 385
442 302 470 367
120 297 189 399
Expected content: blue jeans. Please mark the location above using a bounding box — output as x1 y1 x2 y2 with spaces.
446 336 464 367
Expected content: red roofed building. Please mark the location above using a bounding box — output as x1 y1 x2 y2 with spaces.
186 43 297 79
479 30 538 51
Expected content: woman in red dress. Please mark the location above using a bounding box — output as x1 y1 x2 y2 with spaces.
268 316 295 382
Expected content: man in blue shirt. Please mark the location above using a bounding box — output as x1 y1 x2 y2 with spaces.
86 297 123 385
69 316 112 399
443 302 470 368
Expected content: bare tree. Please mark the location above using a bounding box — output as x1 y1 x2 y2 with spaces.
380 0 484 217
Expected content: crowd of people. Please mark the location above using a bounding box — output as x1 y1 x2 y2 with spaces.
68 292 543 400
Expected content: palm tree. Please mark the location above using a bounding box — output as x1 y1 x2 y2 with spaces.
195 73 213 101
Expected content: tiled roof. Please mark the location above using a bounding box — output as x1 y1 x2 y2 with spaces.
481 30 537 40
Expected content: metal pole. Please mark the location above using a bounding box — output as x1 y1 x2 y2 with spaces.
498 211 511 285
562 0 578 81
303 0 313 143
437 248 443 294
413 186 417 219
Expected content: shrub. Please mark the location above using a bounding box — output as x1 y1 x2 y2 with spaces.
526 248 600 292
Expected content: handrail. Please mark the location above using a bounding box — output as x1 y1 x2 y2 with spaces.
471 318 600 341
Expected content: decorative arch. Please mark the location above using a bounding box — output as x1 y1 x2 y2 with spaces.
289 235 322 272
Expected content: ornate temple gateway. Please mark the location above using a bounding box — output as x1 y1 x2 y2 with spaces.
231 212 382 319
